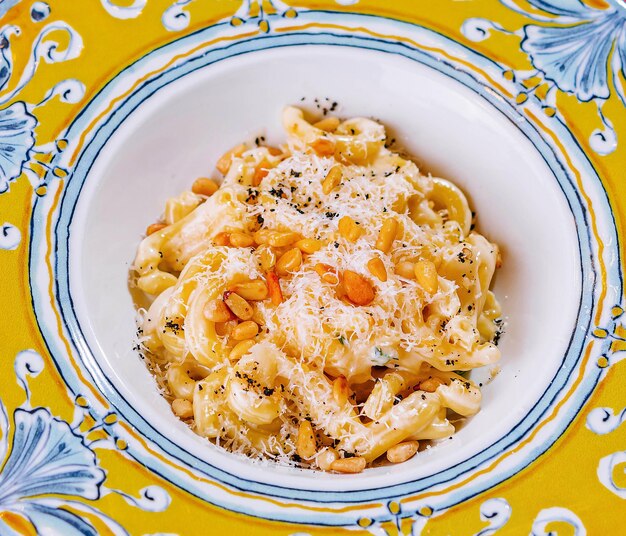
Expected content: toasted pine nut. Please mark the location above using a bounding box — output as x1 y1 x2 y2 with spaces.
296 238 323 254
231 320 259 340
316 448 339 471
314 116 340 131
191 178 219 197
296 420 317 459
253 160 269 186
231 280 269 301
253 229 273 245
146 222 167 236
314 263 340 285
257 244 276 271
229 232 254 248
343 270 375 306
223 291 253 320
330 456 366 473
322 165 342 195
172 398 194 419
395 261 416 279
375 217 398 253
419 377 444 393
310 137 336 156
229 339 256 361
367 257 387 282
338 216 362 242
267 146 283 156
276 248 302 276
332 376 349 405
268 231 300 248
414 260 438 294
204 299 235 323
495 247 502 268
386 441 419 464
215 320 237 337
216 143 246 175
266 270 283 305
213 232 230 246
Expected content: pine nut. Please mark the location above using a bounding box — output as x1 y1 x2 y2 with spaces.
172 398 194 419
216 143 246 175
338 216 362 242
330 456 366 473
276 248 302 276
314 263 340 284
229 232 254 248
213 232 230 246
223 291 253 320
375 217 398 253
146 222 167 236
332 376 349 405
419 377 444 393
215 320 237 337
296 238 323 254
322 165 342 195
316 448 339 471
266 271 283 306
386 441 419 464
267 146 283 156
314 116 340 131
496 248 502 268
204 299 235 323
297 420 317 459
414 260 438 294
395 261 416 279
231 320 259 340
268 231 300 248
229 339 256 361
367 257 387 282
191 178 219 197
230 280 269 301
310 137 336 156
253 229 273 245
253 160 269 186
343 270 375 306
257 244 276 271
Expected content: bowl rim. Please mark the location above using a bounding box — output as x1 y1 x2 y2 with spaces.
28 10 619 525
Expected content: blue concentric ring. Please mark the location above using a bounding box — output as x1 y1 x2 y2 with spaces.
29 11 620 525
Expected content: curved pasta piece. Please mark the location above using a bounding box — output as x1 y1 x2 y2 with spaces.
409 408 455 440
135 186 247 291
226 347 282 425
348 391 440 461
165 190 202 225
185 282 229 367
429 177 472 237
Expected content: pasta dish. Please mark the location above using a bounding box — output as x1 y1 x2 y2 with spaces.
132 106 502 473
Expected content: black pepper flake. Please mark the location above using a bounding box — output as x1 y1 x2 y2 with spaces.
256 215 264 225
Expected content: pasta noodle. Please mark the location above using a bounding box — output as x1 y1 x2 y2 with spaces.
132 106 503 472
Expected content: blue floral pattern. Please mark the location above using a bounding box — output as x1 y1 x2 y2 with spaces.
520 0 626 103
0 102 37 194
0 10 83 195
0 350 171 535
462 0 626 155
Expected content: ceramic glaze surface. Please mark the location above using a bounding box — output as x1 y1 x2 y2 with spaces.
1 1 625 534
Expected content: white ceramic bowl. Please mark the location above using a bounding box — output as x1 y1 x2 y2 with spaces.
69 45 580 491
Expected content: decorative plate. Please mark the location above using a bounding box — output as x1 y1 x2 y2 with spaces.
1 1 625 534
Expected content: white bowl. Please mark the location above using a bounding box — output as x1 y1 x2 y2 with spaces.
69 45 580 492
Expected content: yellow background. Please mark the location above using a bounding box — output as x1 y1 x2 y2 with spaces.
1 1 625 533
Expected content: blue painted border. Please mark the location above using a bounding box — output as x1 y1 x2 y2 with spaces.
28 11 620 525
